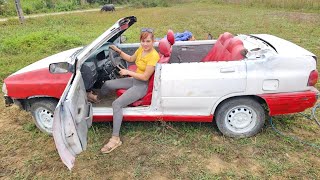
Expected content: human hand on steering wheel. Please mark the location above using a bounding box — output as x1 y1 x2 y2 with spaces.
109 45 129 78
109 45 125 68
110 45 122 54
117 65 130 76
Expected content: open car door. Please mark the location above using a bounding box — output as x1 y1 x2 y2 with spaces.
51 16 137 170
52 69 92 170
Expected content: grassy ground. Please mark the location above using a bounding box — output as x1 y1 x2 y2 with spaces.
206 0 320 12
0 2 320 179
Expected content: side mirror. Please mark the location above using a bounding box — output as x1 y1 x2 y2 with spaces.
120 35 127 43
49 62 73 74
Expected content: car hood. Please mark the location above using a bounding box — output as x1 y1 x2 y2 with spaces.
251 34 315 57
10 47 82 76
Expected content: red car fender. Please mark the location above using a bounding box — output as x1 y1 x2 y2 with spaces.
4 68 71 99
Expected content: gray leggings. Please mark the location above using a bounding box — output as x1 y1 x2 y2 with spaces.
98 77 148 136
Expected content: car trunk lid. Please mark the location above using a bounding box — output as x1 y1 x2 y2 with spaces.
250 34 316 58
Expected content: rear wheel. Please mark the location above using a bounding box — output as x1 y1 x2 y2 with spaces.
30 99 58 135
215 97 265 138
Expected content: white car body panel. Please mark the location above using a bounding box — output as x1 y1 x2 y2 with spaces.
245 55 316 94
92 60 247 116
237 34 316 94
251 34 315 57
160 62 246 115
11 47 81 76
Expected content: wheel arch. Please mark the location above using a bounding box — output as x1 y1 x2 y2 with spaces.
212 95 269 116
15 96 59 111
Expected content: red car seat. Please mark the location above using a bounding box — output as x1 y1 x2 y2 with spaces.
224 37 246 60
116 30 175 106
201 32 246 62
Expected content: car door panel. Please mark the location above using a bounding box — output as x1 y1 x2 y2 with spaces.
53 72 92 170
65 76 92 151
160 61 246 115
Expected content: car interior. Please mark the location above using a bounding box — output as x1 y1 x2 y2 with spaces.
115 30 175 106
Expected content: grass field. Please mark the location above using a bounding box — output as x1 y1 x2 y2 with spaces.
0 1 320 179
207 0 320 11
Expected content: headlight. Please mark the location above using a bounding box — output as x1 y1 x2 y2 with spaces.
2 83 7 95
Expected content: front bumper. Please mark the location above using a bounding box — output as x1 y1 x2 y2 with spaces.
4 96 13 106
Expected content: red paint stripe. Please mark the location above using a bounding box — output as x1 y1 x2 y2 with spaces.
259 90 317 116
5 68 71 99
93 115 213 122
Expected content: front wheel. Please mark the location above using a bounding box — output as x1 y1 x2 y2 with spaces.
215 97 266 138
30 99 58 135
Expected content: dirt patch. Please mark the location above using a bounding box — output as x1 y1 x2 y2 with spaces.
285 152 303 164
310 156 320 167
205 145 264 176
281 151 320 178
206 155 228 174
232 156 264 176
149 172 170 180
0 104 28 128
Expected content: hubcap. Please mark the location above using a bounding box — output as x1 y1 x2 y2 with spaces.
35 107 53 132
225 105 257 133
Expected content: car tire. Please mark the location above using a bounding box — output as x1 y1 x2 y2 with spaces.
30 99 58 135
215 97 265 138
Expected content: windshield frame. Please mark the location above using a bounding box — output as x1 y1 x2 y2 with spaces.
72 16 136 70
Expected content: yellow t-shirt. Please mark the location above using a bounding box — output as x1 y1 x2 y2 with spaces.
134 46 160 74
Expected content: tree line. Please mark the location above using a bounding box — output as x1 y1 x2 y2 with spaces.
0 0 174 17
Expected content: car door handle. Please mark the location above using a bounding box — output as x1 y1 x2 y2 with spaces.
220 67 235 73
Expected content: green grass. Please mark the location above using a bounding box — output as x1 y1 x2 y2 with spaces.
203 0 320 12
0 2 320 179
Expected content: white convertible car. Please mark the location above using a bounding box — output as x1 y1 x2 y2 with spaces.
2 16 318 169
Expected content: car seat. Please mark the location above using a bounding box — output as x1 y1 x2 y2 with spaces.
116 30 175 106
201 32 246 62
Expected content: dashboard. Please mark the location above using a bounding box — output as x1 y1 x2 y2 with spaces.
80 43 128 90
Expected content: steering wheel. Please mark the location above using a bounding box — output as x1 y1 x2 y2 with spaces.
108 46 127 70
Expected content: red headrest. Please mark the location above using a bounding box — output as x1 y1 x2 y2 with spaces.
226 38 243 51
167 30 175 45
219 32 234 44
158 38 171 57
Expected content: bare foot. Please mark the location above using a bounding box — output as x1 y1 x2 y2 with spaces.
87 91 100 103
